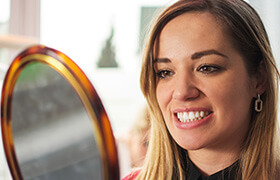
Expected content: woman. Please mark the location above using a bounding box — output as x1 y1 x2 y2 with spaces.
124 0 279 179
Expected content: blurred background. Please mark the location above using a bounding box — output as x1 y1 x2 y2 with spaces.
0 0 279 179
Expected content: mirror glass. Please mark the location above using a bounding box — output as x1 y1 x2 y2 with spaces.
11 62 102 179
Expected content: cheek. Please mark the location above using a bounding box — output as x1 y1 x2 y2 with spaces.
156 84 173 136
156 83 173 116
204 72 254 120
156 82 173 119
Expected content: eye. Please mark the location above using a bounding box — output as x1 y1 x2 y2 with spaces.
156 70 174 79
197 64 221 74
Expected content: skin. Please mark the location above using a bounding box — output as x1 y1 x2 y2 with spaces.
154 12 262 175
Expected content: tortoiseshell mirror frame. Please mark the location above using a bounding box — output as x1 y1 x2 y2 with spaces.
1 45 119 180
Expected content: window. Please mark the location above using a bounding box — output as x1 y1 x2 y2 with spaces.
0 0 11 79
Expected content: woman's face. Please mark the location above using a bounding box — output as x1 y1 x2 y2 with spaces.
154 12 257 151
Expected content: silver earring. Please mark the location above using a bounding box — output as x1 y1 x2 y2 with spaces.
255 94 263 112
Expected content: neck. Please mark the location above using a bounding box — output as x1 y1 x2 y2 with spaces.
188 146 240 176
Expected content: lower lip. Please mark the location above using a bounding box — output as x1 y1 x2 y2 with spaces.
174 113 213 129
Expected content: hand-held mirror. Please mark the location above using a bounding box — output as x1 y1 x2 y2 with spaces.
1 45 119 180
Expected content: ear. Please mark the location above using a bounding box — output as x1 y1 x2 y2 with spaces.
253 60 267 97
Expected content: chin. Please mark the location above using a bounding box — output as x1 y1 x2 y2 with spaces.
180 144 205 151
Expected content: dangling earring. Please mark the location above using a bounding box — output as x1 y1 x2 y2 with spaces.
255 94 263 112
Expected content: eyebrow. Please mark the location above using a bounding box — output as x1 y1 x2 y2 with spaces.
154 49 228 63
191 49 228 60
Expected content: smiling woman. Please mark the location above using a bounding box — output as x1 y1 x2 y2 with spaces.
123 0 280 180
155 11 256 154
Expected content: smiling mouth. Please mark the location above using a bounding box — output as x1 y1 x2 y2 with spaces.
176 111 213 123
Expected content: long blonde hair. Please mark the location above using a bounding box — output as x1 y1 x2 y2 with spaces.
138 0 280 179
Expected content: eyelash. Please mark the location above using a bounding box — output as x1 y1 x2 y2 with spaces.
197 64 222 74
156 69 174 79
155 64 222 79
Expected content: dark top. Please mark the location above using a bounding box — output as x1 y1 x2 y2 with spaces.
122 155 240 180
186 156 239 180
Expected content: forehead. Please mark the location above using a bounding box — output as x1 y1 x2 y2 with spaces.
156 12 233 59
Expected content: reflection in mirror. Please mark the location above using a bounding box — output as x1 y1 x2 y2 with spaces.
11 62 102 179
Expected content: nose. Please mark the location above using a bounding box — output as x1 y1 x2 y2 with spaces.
172 76 200 101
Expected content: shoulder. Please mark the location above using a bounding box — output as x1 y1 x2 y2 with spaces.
122 170 140 180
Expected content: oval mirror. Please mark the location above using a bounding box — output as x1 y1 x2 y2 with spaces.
1 45 119 180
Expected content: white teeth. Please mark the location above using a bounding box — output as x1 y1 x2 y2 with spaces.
177 111 211 123
183 112 189 119
189 112 195 119
195 111 199 118
200 111 205 117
